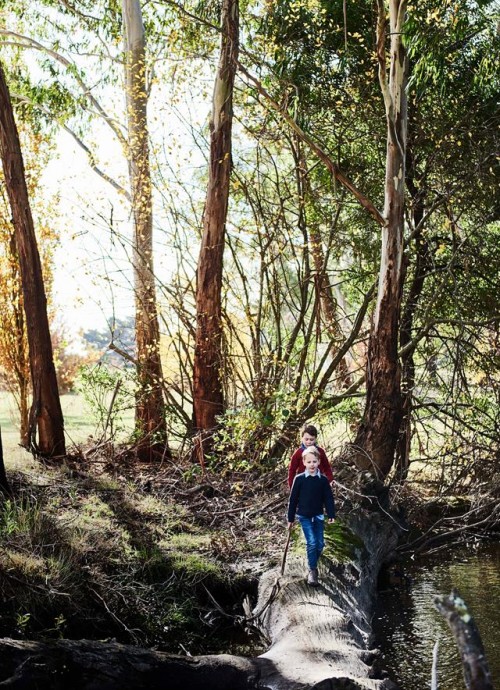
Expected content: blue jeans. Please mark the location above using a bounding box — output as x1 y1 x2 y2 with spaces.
298 515 324 569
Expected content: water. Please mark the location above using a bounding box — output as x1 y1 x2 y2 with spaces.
373 544 500 690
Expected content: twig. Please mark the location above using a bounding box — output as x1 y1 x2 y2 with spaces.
202 585 234 619
431 638 439 690
90 587 140 644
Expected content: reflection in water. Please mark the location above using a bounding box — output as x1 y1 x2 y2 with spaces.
373 544 500 690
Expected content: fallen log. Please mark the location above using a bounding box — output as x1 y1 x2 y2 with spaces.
254 506 402 690
0 637 267 689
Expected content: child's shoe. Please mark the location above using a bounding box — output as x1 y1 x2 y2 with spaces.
307 568 319 586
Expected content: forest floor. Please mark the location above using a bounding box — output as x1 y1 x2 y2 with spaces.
0 448 292 655
1 440 498 665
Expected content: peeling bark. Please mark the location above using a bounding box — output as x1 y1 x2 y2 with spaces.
193 0 239 434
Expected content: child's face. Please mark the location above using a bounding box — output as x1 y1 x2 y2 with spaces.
303 454 320 475
302 432 317 447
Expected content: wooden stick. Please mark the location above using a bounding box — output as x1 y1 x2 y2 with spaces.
431 638 439 690
280 526 293 576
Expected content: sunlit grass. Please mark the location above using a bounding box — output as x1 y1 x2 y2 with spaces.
0 464 235 647
0 392 135 468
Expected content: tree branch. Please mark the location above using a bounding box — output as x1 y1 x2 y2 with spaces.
435 590 493 690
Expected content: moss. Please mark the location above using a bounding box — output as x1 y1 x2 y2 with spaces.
324 520 364 564
170 551 223 579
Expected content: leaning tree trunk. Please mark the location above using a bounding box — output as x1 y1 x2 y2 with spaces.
192 0 239 434
293 138 355 388
0 63 65 457
122 0 168 457
353 0 408 479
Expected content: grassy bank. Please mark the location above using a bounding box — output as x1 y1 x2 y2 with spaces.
0 459 276 654
1 392 134 469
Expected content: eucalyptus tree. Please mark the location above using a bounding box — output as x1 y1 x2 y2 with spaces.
0 63 65 457
122 0 167 455
0 1 170 455
192 0 239 435
349 0 408 478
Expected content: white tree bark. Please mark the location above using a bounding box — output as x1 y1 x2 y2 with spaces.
122 0 167 453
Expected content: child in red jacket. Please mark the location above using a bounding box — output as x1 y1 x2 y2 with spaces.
288 424 334 488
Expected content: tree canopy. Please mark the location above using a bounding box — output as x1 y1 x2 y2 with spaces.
0 0 497 483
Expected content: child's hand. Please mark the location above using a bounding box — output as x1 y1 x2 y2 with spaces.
287 521 294 529
328 518 335 524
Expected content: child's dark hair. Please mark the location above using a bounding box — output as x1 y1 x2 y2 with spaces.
302 424 318 437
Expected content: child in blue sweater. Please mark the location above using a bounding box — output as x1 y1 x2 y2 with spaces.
287 446 336 586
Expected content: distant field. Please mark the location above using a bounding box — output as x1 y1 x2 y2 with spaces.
0 392 134 469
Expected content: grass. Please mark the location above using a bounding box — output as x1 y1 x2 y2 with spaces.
0 392 135 469
0 464 253 653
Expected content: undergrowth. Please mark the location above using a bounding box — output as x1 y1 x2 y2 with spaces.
0 464 264 654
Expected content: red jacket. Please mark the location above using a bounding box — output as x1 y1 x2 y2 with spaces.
288 445 334 488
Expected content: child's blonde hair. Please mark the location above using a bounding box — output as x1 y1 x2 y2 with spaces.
302 446 319 459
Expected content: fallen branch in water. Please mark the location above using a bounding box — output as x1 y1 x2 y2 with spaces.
434 590 493 690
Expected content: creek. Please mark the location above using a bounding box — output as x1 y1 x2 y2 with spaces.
373 543 500 689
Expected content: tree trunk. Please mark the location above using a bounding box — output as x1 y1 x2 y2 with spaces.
435 590 493 690
192 0 239 434
353 1 408 479
0 63 65 458
394 155 428 481
0 425 13 497
0 637 263 690
122 0 168 457
294 139 354 388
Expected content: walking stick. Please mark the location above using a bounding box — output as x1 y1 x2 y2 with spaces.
280 525 293 576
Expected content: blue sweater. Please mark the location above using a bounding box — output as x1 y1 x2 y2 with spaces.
287 472 336 522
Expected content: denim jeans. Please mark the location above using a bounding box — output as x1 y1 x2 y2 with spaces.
297 515 324 569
